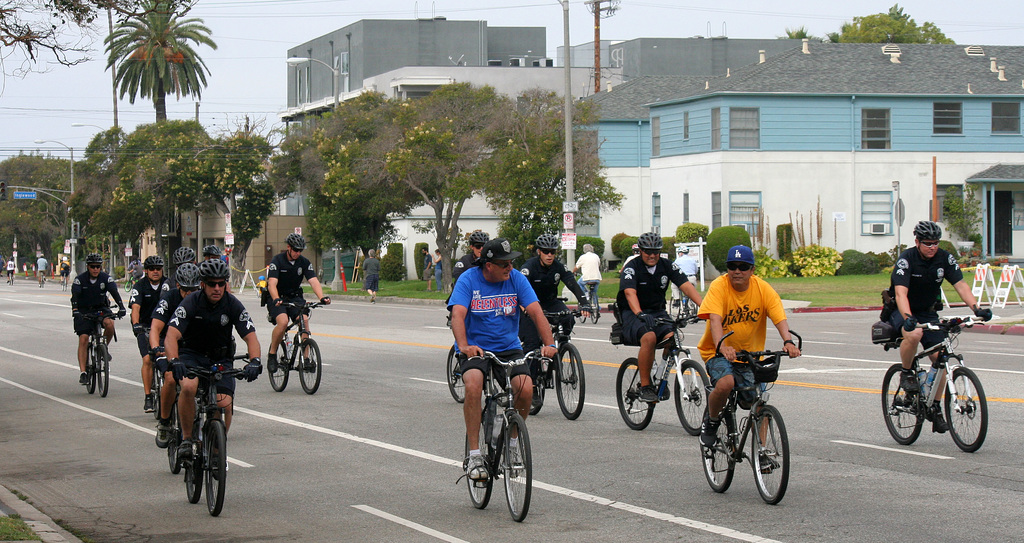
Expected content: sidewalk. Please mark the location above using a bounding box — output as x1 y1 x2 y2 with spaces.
0 485 83 543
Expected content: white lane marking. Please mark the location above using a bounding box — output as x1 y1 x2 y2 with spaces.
584 402 617 410
352 505 469 543
975 340 1007 345
410 377 447 385
0 376 253 468
0 346 139 386
819 331 848 335
425 326 451 331
831 440 954 460
778 368 886 374
803 354 1024 373
410 377 618 410
0 297 68 308
234 407 780 542
2 312 24 318
801 340 845 346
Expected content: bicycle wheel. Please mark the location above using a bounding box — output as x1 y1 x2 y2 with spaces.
152 367 162 421
700 409 735 493
750 405 790 505
555 343 585 420
96 344 110 398
185 440 202 504
204 420 228 516
503 412 532 522
674 358 710 436
446 346 465 403
881 364 924 445
944 367 988 453
167 403 182 474
298 339 323 394
268 339 290 392
86 344 98 395
464 424 493 510
615 357 655 430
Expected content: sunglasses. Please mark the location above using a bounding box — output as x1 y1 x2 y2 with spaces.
489 260 513 269
181 287 197 294
472 244 484 250
539 248 557 255
145 266 163 271
88 265 102 269
726 262 753 272
918 240 940 247
640 248 661 256
204 280 227 288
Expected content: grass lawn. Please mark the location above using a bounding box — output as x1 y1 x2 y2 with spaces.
0 515 40 541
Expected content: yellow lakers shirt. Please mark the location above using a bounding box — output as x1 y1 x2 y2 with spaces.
697 275 787 362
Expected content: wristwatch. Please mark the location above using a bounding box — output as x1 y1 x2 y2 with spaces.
783 339 796 347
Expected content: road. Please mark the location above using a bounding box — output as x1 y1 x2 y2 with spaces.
1 280 1023 542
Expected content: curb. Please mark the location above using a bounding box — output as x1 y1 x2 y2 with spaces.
0 485 83 543
970 324 1024 335
791 306 880 313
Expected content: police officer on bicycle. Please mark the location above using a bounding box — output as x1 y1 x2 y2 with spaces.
519 233 592 409
166 246 197 290
71 253 126 386
452 230 489 284
163 259 262 460
266 233 330 373
888 220 991 433
151 263 201 448
616 232 703 403
129 255 170 413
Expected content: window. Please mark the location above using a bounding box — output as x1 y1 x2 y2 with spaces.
683 192 690 223
729 192 761 237
933 102 962 134
652 192 661 232
683 111 690 140
993 102 1021 134
861 191 893 235
729 108 760 149
651 117 661 156
862 109 891 149
1014 192 1024 230
710 108 721 150
711 191 722 229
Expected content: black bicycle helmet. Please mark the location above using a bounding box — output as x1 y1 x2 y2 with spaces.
913 220 942 240
198 258 230 280
175 263 201 289
172 247 196 266
535 233 559 250
468 230 490 246
202 244 221 257
143 255 164 268
637 232 663 250
85 253 103 264
286 233 306 250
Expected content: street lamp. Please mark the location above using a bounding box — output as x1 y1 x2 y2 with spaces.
34 139 76 270
287 56 340 111
892 180 902 253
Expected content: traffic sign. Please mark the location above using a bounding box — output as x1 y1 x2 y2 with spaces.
13 191 37 200
562 201 579 213
563 212 574 230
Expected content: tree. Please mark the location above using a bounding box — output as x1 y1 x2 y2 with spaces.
0 154 72 259
482 89 621 254
942 185 982 242
779 26 819 41
832 4 954 44
104 0 216 122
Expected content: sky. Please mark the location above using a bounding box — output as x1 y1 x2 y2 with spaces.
1 0 1022 159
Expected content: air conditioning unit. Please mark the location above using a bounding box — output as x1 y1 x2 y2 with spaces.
509 57 527 67
869 223 890 235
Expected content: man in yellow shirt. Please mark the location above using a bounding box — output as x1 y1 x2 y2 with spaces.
697 245 800 447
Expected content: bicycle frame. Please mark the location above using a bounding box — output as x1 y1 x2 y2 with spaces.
889 317 976 407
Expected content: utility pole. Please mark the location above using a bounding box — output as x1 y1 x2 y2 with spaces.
586 0 620 94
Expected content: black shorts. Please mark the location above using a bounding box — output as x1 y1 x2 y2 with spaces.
459 349 530 386
135 329 152 357
365 274 379 292
889 311 945 349
621 309 673 346
74 309 113 336
268 295 305 322
180 351 237 397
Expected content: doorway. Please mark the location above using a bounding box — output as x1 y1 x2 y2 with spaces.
994 191 1012 254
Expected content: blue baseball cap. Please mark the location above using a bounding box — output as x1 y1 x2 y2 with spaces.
726 245 755 265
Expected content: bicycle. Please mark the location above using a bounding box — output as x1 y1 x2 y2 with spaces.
879 315 988 452
576 279 600 324
61 273 69 292
699 331 801 505
462 349 549 522
530 309 586 419
124 275 137 293
446 345 465 403
82 310 119 397
149 339 163 421
181 356 248 517
613 307 710 433
268 301 324 394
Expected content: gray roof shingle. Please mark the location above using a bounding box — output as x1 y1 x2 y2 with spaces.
587 76 708 120
967 164 1024 181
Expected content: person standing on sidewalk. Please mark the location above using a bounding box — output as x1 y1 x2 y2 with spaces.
363 249 381 303
422 247 435 291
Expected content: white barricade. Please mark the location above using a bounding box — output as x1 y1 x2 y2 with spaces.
992 265 1024 308
970 264 997 305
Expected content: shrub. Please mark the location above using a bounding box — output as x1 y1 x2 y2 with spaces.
115 265 126 279
577 236 605 259
837 249 879 275
867 250 893 269
938 240 957 255
616 235 639 261
706 226 752 271
792 244 842 277
610 233 628 260
676 223 709 243
753 247 793 278
776 223 794 260
379 243 406 281
661 235 676 253
413 242 428 278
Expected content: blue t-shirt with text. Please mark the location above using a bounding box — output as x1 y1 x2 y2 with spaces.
448 266 538 353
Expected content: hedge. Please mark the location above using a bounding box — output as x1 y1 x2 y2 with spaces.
676 223 709 243
706 226 752 271
380 243 406 281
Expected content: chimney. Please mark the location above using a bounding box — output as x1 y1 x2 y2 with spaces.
606 81 613 92
726 67 731 77
990 57 998 72
705 80 709 90
758 50 766 64
802 39 809 54
998 66 1007 81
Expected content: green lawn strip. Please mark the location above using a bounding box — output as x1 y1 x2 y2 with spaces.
0 514 41 541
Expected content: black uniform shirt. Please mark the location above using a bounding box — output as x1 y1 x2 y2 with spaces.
71 271 124 312
129 279 169 326
519 256 587 305
268 252 316 298
452 253 478 283
616 256 688 313
168 291 255 356
889 247 964 314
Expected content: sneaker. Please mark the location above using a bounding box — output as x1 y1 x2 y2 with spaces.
899 370 919 395
177 439 193 461
155 420 171 449
758 450 780 474
931 405 948 433
466 454 488 481
532 386 544 410
303 359 316 372
700 413 721 448
143 394 155 413
79 372 89 385
638 384 660 403
267 353 278 374
508 444 525 471
104 349 112 363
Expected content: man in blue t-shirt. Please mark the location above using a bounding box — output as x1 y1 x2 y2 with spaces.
448 238 558 483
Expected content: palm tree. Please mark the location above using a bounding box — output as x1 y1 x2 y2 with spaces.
105 1 217 122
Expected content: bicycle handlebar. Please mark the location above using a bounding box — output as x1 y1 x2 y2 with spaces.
476 349 552 368
278 301 324 310
185 354 251 381
715 331 802 361
916 315 981 331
